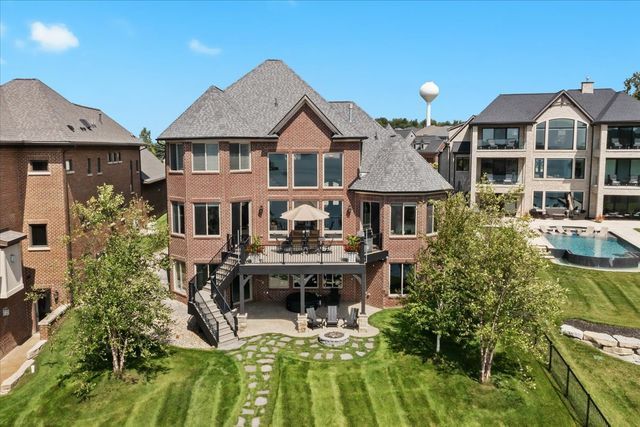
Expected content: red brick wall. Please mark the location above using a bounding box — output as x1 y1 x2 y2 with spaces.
0 289 33 357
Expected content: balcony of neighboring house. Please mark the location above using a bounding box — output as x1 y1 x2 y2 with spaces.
605 159 640 187
477 158 521 186
477 127 525 150
603 195 640 219
606 126 640 150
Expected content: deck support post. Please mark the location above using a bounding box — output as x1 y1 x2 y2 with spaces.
298 275 307 332
239 274 245 315
360 270 366 315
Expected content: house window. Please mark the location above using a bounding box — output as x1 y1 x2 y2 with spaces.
192 143 219 172
607 126 640 149
455 157 469 172
108 152 114 163
546 159 573 179
534 158 545 178
293 274 318 288
135 159 139 173
117 152 121 162
390 263 413 296
426 202 436 234
547 119 574 150
572 192 584 212
97 157 102 174
574 158 585 179
171 202 185 234
193 203 220 236
293 153 317 187
65 159 73 172
535 122 546 150
195 263 218 288
323 274 343 288
29 224 48 247
29 160 49 172
480 127 520 149
269 274 289 289
230 143 250 171
576 122 587 150
533 191 543 209
173 260 186 294
323 153 343 187
545 191 569 208
323 200 342 239
269 201 288 239
87 158 92 175
390 203 416 236
268 153 287 187
169 143 184 171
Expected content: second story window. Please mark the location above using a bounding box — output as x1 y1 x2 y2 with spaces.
171 201 185 235
390 203 416 236
546 159 573 179
607 126 640 150
97 157 102 174
230 143 250 171
323 153 343 188
547 119 574 150
29 160 49 173
192 143 219 172
293 153 317 187
169 143 184 171
534 158 544 178
193 203 220 236
535 123 546 150
323 200 342 239
268 153 287 188
479 127 520 149
455 157 469 172
87 158 92 175
574 158 585 179
65 159 74 172
576 121 587 150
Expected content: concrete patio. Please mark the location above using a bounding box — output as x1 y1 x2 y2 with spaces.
237 301 381 338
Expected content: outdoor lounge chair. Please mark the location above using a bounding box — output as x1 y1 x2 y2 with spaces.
343 307 359 329
503 173 513 185
634 139 640 149
610 138 622 149
609 174 621 186
326 305 339 328
290 230 305 254
307 307 323 329
306 230 321 253
630 175 639 186
556 225 571 235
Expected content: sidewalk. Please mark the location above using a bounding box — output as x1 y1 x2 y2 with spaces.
0 333 40 384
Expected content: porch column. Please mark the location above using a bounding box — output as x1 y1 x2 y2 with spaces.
297 275 307 332
360 271 367 315
239 274 245 315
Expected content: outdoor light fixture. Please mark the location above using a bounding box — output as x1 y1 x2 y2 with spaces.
258 205 264 217
9 254 15 263
54 290 59 303
2 307 9 317
346 206 352 216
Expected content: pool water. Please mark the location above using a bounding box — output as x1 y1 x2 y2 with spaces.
545 233 639 259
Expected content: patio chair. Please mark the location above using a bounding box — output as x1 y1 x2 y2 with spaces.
307 307 323 329
306 230 321 254
609 174 620 186
634 139 640 149
326 305 339 328
556 225 571 235
503 173 513 185
583 226 595 236
630 175 639 186
610 138 623 149
506 139 516 149
290 230 305 254
343 307 359 329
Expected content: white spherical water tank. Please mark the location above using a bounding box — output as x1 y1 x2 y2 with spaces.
419 81 440 102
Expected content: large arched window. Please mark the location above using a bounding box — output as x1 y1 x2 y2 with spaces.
548 119 574 150
576 121 587 150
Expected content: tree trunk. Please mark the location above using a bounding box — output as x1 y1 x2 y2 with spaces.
480 346 495 384
436 333 441 353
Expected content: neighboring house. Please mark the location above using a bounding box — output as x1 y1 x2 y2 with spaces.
0 79 142 357
468 81 640 218
394 127 417 143
158 60 451 344
439 116 474 193
140 147 167 216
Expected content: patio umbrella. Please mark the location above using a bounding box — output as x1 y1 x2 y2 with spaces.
280 204 329 221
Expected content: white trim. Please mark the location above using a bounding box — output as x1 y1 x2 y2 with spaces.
173 260 187 295
322 199 343 238
292 152 319 188
192 202 221 237
322 152 344 189
229 142 251 172
268 200 289 241
389 202 417 237
388 263 413 297
267 152 288 189
230 201 252 239
191 142 220 173
170 201 185 235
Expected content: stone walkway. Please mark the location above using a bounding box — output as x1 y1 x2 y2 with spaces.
227 333 376 427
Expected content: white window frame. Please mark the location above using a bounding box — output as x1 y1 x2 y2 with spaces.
64 159 74 173
390 203 417 237
388 263 413 297
191 142 220 173
171 201 185 235
173 260 186 294
322 200 343 239
193 202 221 237
267 153 288 189
292 153 318 188
269 274 289 289
28 159 50 176
322 152 343 189
292 274 319 289
229 142 251 172
323 274 343 289
268 200 289 240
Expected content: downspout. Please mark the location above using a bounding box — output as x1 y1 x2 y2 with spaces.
62 147 74 305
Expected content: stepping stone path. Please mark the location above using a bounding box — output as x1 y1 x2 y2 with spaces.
228 332 377 426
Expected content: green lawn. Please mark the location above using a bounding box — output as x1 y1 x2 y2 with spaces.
0 314 242 427
262 310 574 426
548 263 640 426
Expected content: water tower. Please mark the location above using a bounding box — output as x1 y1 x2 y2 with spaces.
419 81 439 127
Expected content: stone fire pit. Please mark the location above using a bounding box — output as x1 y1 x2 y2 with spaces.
318 330 350 347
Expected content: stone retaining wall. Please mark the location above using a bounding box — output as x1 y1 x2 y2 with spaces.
560 324 640 365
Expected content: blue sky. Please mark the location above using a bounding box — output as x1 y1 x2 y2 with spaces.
1 1 639 138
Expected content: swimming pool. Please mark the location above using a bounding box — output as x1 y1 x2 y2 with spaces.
544 232 640 268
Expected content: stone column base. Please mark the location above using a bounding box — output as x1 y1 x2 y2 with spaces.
297 314 308 333
358 314 369 333
237 313 248 332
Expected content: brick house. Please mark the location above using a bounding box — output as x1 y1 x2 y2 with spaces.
0 79 142 357
158 60 451 346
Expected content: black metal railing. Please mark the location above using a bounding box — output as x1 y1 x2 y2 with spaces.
188 278 219 344
542 334 610 427
478 139 524 150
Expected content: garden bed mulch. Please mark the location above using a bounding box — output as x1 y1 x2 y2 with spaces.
565 318 640 339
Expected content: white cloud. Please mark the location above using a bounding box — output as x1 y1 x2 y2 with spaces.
188 39 221 56
30 21 79 52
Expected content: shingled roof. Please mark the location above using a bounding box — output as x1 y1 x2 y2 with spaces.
140 147 166 184
0 79 139 146
473 88 640 125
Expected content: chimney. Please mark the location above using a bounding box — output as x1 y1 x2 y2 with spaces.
348 103 353 123
581 79 594 94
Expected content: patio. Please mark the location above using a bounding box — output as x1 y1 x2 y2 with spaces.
237 301 381 338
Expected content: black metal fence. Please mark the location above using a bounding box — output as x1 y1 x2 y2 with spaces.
542 335 610 427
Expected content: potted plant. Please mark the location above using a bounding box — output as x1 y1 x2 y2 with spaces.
344 234 360 263
594 214 605 223
245 235 264 263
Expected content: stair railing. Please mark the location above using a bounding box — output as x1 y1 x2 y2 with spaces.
188 278 219 344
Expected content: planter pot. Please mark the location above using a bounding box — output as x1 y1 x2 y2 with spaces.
346 251 358 263
248 253 261 263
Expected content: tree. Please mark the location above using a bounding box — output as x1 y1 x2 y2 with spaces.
375 117 463 129
139 127 166 160
624 72 640 101
67 185 170 378
406 186 565 383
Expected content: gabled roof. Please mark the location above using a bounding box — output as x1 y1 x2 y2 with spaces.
270 95 341 136
414 135 446 154
350 134 452 194
472 88 640 125
414 125 449 137
159 60 365 139
140 147 166 184
0 79 139 146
